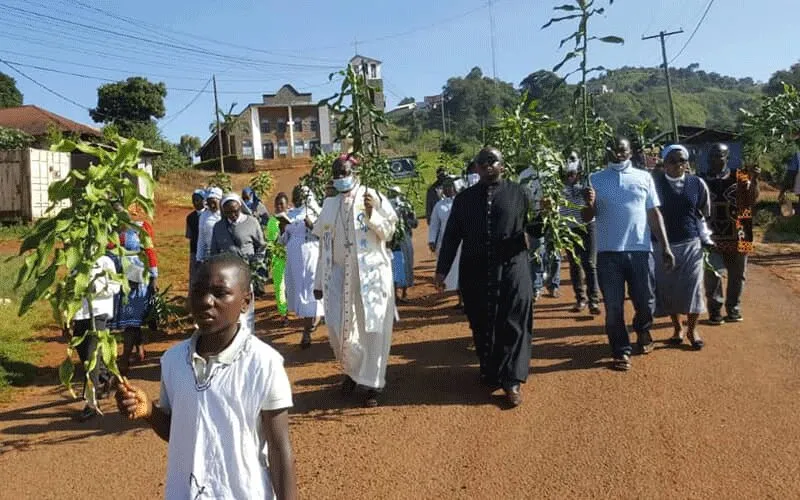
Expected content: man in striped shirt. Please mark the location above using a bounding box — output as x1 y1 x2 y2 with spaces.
560 159 601 314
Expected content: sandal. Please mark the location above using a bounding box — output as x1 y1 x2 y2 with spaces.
688 331 705 350
668 328 685 345
613 354 631 371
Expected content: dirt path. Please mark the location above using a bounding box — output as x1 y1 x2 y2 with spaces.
1 216 799 498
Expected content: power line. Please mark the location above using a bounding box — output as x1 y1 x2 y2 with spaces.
0 59 96 114
160 77 212 127
1 59 337 95
0 3 341 70
59 0 342 65
669 0 716 64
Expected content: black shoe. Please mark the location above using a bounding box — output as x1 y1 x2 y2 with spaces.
725 312 743 323
589 303 602 315
341 376 357 396
708 313 725 326
364 389 380 408
571 301 587 313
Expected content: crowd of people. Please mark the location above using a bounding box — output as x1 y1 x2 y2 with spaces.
102 142 759 498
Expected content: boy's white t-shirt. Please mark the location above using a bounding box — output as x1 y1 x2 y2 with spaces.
158 328 293 499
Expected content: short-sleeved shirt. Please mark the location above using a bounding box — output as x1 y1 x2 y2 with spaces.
590 164 660 252
158 327 293 499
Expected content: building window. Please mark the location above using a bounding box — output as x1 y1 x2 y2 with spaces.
241 139 253 157
260 119 270 133
309 119 318 133
293 117 303 133
294 139 304 155
278 139 288 157
277 119 286 134
370 63 377 78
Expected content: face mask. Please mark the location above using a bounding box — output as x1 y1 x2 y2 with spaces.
333 176 355 193
567 160 579 171
609 160 632 171
467 173 480 185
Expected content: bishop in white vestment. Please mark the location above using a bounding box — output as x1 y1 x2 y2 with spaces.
313 155 398 407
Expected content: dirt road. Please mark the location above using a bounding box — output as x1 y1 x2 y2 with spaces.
1 214 799 499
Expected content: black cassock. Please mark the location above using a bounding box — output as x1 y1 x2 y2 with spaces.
436 179 533 386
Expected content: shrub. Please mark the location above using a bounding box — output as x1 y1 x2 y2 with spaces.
249 171 274 199
206 172 232 193
0 126 34 150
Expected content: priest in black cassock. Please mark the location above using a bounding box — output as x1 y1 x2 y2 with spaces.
434 147 533 408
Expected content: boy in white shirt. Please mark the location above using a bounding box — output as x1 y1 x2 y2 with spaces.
116 254 297 499
69 253 121 421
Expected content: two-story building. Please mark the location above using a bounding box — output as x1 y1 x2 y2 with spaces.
199 84 339 163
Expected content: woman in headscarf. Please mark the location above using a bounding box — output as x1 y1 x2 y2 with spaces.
242 186 270 226
266 192 291 327
283 185 323 348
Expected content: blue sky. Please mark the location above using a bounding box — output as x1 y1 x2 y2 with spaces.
1 0 797 143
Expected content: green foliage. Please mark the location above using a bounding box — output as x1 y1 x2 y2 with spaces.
440 137 463 155
206 172 232 194
90 77 167 137
324 65 386 155
765 62 800 96
14 135 155 396
249 171 274 199
542 0 623 165
152 141 189 180
443 67 519 141
209 103 249 158
0 126 34 150
178 134 202 161
299 152 337 202
195 154 238 172
144 285 184 329
490 97 583 260
0 72 23 108
740 82 800 164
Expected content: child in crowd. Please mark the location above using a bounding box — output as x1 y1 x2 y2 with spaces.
69 252 121 421
116 254 297 499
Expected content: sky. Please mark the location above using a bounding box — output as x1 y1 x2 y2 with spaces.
1 0 798 144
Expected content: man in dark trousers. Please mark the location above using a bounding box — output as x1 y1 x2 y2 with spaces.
185 189 206 285
435 147 532 408
425 167 448 221
699 143 760 324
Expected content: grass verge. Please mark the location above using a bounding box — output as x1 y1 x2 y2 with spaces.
0 253 50 400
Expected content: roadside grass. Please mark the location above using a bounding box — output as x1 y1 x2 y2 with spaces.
0 253 49 400
0 224 30 243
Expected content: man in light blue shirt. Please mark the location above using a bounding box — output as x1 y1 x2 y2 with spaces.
583 137 674 371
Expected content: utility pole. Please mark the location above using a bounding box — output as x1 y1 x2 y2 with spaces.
212 74 225 173
489 0 498 82
643 29 683 143
440 94 447 138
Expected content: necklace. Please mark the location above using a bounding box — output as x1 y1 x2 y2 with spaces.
336 194 355 249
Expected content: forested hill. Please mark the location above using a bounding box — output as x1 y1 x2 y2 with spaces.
583 65 764 132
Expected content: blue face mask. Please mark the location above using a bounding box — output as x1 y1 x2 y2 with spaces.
333 175 355 193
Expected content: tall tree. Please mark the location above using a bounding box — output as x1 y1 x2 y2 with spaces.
178 134 202 161
90 77 167 137
765 62 800 96
0 72 23 108
440 67 518 141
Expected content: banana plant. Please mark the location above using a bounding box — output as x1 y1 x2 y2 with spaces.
543 0 623 170
14 136 155 398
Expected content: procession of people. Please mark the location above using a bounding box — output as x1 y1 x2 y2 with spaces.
99 142 763 498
